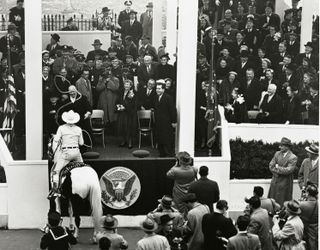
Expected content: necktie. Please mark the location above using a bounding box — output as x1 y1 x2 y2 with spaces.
290 41 293 46
158 95 161 102
147 65 151 73
147 89 150 96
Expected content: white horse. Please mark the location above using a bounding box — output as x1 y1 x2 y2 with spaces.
50 164 102 242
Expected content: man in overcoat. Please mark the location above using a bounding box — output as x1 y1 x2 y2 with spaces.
268 137 297 206
154 82 177 157
140 2 153 41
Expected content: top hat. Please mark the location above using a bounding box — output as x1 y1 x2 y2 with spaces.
146 2 153 8
92 39 102 46
182 193 197 203
124 0 132 5
51 33 60 42
140 218 158 232
305 143 319 155
158 195 173 208
160 214 174 225
176 151 193 165
102 7 110 13
284 200 301 215
62 110 80 124
304 41 314 49
102 214 118 229
280 137 292 146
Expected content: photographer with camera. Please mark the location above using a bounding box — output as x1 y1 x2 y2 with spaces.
272 200 305 250
40 211 77 250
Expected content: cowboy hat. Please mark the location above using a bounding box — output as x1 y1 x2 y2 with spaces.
280 137 292 146
102 214 118 229
140 218 158 232
305 143 319 155
62 110 80 124
176 151 193 165
284 200 301 215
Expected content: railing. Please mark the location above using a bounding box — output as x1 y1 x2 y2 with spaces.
0 14 9 31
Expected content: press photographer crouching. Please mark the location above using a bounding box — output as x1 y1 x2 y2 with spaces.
272 200 305 250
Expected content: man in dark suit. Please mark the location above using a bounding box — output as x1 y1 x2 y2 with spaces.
137 55 157 90
227 215 261 250
137 78 156 110
139 36 157 60
45 33 62 59
285 32 300 59
234 50 255 81
124 35 138 61
202 200 237 250
154 82 177 157
270 42 289 69
295 42 319 70
9 0 24 44
258 3 280 37
242 18 260 54
278 63 299 97
256 84 283 123
117 0 132 27
86 39 108 61
239 68 263 110
188 166 220 212
117 10 142 48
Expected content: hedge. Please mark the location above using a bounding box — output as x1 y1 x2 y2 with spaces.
230 139 311 179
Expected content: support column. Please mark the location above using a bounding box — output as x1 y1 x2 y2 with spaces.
166 0 178 63
300 0 318 52
176 0 198 156
25 0 43 160
275 0 290 23
152 0 163 50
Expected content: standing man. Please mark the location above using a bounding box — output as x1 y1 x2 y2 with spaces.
86 39 108 61
75 68 93 107
140 2 153 41
202 200 237 250
268 137 297 206
154 82 177 157
46 33 62 59
118 0 133 27
188 166 220 212
9 0 24 45
298 143 319 189
183 193 210 250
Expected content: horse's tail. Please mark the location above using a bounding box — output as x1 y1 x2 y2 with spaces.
88 171 103 232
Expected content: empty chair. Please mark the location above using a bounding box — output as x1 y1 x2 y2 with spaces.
137 110 154 148
90 109 105 148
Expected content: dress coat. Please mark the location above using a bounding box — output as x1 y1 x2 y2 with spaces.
154 93 177 145
257 93 283 123
96 76 120 123
268 150 298 206
247 207 272 250
298 158 319 188
117 10 130 27
140 11 153 40
202 212 237 250
227 232 261 250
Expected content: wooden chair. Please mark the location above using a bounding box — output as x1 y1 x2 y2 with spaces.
137 110 154 148
90 109 105 148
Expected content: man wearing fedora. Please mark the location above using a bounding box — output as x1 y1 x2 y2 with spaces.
118 0 133 27
46 33 62 59
140 2 153 41
98 7 115 31
136 217 170 250
139 36 157 61
61 17 78 31
96 214 128 249
298 143 319 189
268 137 298 206
86 39 108 62
50 110 84 196
272 200 305 250
295 41 319 71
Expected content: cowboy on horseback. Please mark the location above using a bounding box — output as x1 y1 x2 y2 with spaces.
48 110 84 198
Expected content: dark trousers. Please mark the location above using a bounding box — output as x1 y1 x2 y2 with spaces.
158 143 174 157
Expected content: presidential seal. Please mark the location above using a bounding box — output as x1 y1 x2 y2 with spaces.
100 167 141 209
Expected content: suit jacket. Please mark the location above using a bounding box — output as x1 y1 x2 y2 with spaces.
234 59 256 81
137 87 156 110
227 232 261 250
283 95 301 124
242 28 260 52
117 10 130 27
247 208 272 250
86 49 108 61
140 11 153 39
270 52 289 69
272 215 304 250
0 34 22 65
154 93 177 144
259 14 280 33
75 77 93 107
155 63 175 81
259 94 283 123
298 158 319 189
125 42 138 61
239 78 263 110
137 63 157 89
138 44 157 60
286 40 300 59
268 150 297 206
262 34 280 57
119 20 143 45
202 212 237 250
188 177 220 212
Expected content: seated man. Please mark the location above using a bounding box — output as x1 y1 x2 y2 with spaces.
49 110 84 198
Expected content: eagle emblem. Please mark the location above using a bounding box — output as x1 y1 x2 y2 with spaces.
100 167 141 209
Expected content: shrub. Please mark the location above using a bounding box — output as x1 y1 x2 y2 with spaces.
230 138 311 179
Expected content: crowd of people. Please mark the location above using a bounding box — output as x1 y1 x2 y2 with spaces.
41 143 318 250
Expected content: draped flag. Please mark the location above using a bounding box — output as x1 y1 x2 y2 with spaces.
1 74 17 146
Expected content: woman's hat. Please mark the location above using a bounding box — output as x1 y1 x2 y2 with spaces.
160 214 174 225
62 110 80 124
305 143 319 155
280 137 292 146
157 195 173 208
176 151 193 165
102 214 118 229
284 200 301 215
140 218 158 232
160 53 170 60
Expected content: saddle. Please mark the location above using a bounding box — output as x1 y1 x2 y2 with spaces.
59 161 86 179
